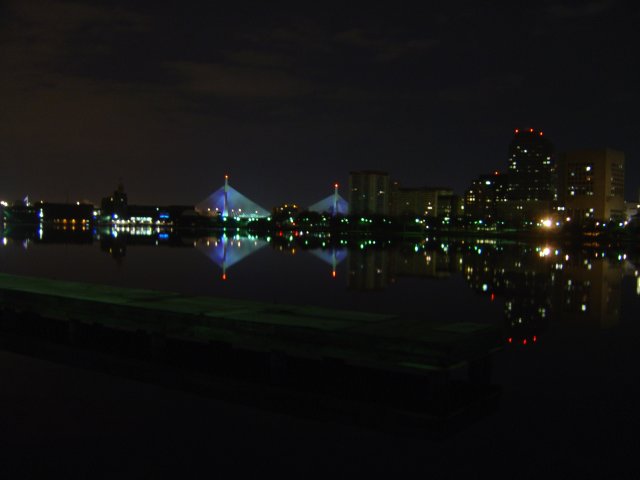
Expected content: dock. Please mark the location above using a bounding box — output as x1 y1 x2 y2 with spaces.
0 273 502 433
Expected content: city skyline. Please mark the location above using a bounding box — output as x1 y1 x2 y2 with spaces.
2 2 639 207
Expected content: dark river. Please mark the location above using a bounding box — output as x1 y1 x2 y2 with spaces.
1 226 639 477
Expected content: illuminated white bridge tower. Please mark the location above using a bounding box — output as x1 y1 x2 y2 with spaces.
309 183 349 216
196 175 269 219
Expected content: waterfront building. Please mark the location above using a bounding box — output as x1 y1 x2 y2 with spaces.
348 171 390 215
2 202 93 226
505 128 556 223
101 182 128 221
464 171 507 223
389 184 455 219
557 149 625 222
273 203 300 217
626 201 640 221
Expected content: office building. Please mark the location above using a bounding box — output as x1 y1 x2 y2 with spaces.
506 128 556 223
348 171 390 215
557 149 625 222
101 182 128 220
390 184 455 218
464 171 507 222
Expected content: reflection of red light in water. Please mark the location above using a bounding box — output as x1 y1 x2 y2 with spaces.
222 273 227 281
332 270 336 278
278 231 283 237
490 293 495 301
533 335 537 342
523 339 527 345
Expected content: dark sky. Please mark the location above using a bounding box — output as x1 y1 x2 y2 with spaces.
1 0 639 208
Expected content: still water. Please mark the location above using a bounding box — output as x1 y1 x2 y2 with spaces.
2 226 640 475
1 228 638 344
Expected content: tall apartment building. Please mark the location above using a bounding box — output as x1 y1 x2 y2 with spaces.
464 171 507 222
557 149 625 222
348 171 390 215
506 128 556 223
389 184 455 218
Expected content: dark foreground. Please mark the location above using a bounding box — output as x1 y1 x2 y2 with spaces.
1 273 639 477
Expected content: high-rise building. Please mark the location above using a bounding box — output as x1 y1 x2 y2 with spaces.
464 171 507 222
348 171 390 215
506 128 556 223
557 149 626 222
389 184 454 218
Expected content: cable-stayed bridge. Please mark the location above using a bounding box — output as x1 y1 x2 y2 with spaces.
308 183 348 216
195 176 348 219
196 176 269 219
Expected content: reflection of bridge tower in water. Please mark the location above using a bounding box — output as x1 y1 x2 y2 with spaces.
197 235 267 280
309 248 348 278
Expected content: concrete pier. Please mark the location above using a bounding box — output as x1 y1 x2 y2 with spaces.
0 273 502 432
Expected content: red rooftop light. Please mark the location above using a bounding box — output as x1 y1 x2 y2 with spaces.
529 128 534 133
515 128 519 134
539 131 543 136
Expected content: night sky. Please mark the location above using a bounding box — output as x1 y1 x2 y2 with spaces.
2 1 639 208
